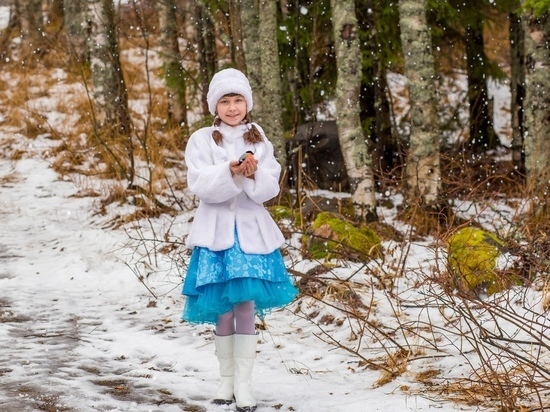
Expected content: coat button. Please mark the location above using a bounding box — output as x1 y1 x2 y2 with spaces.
229 201 236 211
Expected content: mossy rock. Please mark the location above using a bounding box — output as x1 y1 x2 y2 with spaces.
305 211 383 261
268 205 295 222
447 227 518 295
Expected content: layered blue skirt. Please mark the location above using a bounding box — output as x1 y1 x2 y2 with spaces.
181 233 299 325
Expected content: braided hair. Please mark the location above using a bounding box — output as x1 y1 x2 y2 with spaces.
211 94 263 145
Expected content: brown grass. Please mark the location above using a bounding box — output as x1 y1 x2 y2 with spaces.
374 349 411 387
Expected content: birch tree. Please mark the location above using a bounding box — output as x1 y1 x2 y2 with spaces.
64 0 88 64
88 0 130 133
157 0 188 130
259 0 285 161
238 0 285 161
398 0 441 208
239 0 262 114
88 0 134 183
330 0 377 222
523 6 550 214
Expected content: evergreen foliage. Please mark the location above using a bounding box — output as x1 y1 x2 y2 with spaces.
277 0 335 128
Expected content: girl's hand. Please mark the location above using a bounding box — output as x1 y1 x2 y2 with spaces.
229 157 258 178
229 160 242 176
242 156 258 179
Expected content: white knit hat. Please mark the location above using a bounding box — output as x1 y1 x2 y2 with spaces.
206 68 253 116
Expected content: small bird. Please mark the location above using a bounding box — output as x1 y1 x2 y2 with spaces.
238 151 255 164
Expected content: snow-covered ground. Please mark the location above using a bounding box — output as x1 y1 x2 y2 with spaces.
0 5 542 408
0 142 491 412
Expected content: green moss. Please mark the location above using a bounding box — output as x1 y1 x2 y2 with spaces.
268 205 294 222
306 211 382 261
447 227 507 294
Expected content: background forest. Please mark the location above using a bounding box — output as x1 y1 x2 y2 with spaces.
2 0 550 411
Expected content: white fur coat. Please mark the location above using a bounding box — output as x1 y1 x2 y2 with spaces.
184 122 285 254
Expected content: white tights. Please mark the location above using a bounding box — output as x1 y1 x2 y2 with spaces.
216 301 255 336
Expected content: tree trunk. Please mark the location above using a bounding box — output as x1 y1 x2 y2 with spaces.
228 0 246 72
63 0 89 64
465 13 498 151
157 0 188 130
88 0 134 183
88 0 130 133
510 8 525 173
259 0 285 162
330 0 377 222
194 1 216 115
46 0 64 30
17 0 44 58
358 0 398 179
398 0 441 207
240 0 262 118
523 10 550 214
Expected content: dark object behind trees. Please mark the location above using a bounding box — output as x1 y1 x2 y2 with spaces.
286 121 349 192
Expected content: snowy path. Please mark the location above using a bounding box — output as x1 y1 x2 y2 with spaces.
0 156 210 412
0 145 476 412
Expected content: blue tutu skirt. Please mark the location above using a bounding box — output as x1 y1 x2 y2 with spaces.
181 234 299 325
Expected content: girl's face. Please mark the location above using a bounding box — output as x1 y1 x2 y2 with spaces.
216 94 247 126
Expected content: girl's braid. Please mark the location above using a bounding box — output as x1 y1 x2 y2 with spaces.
212 113 264 145
243 113 263 144
212 116 223 144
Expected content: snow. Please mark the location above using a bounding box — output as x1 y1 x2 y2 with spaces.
1 139 483 411
0 7 9 31
0 27 545 412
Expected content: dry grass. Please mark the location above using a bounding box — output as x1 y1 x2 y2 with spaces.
374 349 411 387
414 368 441 383
0 29 187 224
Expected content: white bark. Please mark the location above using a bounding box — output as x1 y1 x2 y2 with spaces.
87 0 130 133
523 10 550 211
398 0 441 207
259 0 285 162
330 0 377 221
64 0 88 63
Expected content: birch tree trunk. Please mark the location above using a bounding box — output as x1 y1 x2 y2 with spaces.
239 0 285 162
330 0 377 222
88 0 130 133
398 0 441 208
64 0 88 64
88 0 134 183
523 10 550 214
157 0 188 130
259 0 285 162
240 0 262 116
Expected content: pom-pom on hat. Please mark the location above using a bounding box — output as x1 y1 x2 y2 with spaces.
206 68 253 116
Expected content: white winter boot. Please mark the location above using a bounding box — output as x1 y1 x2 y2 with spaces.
234 334 258 412
213 334 234 405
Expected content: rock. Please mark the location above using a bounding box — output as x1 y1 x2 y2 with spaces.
305 211 382 261
286 121 349 191
447 227 518 295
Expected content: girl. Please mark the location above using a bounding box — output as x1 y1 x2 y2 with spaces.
181 68 298 412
